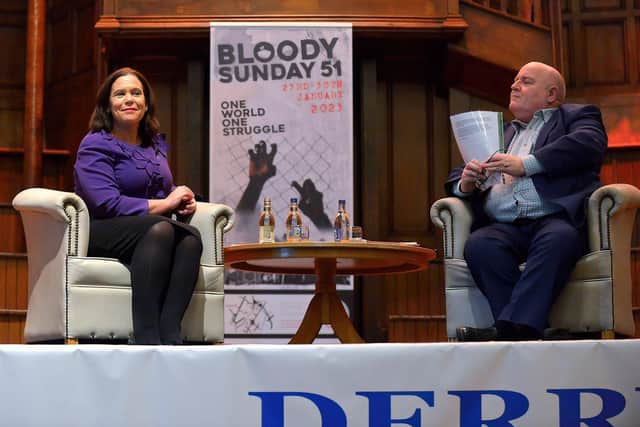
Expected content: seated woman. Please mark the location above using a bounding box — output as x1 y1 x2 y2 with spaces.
74 67 202 345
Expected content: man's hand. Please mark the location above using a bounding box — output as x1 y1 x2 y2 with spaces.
459 160 488 193
481 153 525 180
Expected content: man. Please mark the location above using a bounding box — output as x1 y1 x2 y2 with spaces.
446 62 608 341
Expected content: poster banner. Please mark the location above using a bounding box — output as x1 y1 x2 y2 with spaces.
209 22 353 244
209 23 354 340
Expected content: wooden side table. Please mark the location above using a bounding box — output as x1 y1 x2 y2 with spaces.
224 241 435 343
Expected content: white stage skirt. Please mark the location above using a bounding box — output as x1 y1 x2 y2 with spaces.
1 340 639 426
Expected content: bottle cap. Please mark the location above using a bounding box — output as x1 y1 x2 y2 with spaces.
290 197 298 203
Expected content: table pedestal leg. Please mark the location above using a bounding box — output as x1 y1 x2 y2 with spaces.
290 258 364 344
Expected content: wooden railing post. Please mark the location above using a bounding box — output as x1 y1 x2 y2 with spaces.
23 0 46 188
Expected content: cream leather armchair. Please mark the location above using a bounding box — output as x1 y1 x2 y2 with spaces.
430 184 640 340
13 188 234 344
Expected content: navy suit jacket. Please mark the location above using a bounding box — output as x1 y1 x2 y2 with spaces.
445 104 608 230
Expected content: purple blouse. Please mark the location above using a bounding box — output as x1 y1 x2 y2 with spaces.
74 130 174 219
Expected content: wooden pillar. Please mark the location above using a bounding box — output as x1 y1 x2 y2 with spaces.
23 0 46 188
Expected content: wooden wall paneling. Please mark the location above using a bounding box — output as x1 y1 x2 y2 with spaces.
0 254 27 344
636 15 640 83
384 56 433 342
0 3 26 152
561 22 573 87
0 88 25 151
359 55 390 342
48 8 73 84
76 2 97 72
389 67 430 240
45 71 96 152
357 44 449 343
0 205 25 253
43 0 98 191
0 153 24 202
388 267 446 342
582 20 628 86
42 151 72 190
183 61 206 197
581 0 625 12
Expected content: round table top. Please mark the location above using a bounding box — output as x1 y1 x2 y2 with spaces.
224 241 436 276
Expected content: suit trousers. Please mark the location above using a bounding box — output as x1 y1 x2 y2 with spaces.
463 213 587 332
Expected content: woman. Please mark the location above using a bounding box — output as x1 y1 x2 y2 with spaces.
74 67 202 345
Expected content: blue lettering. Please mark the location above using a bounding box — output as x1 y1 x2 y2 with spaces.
548 388 625 426
356 391 434 427
249 391 346 427
449 390 528 427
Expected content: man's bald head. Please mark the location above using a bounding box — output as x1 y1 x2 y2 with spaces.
509 62 566 122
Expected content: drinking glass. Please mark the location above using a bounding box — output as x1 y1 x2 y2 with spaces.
351 226 363 241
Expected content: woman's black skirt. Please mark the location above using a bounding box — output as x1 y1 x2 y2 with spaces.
88 215 201 264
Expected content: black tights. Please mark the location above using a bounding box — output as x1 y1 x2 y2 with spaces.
129 221 202 344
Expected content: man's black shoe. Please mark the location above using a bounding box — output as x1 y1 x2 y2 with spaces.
456 326 499 342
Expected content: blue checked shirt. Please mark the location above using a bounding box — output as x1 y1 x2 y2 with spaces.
455 108 562 222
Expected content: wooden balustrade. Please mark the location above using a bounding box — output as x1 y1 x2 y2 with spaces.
465 0 549 27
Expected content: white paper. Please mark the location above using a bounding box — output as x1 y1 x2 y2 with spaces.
450 111 504 163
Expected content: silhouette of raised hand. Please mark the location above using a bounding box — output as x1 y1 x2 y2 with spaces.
237 140 278 212
291 178 332 229
249 140 277 182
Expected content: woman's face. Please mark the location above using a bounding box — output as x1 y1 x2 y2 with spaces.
109 74 147 130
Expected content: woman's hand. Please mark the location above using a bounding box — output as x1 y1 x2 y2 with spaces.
148 185 196 215
176 194 197 216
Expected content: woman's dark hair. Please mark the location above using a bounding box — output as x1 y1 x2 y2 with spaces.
89 67 160 147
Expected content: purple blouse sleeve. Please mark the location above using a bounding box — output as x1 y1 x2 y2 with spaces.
74 132 149 218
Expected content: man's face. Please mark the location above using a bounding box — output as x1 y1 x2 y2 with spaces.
509 64 552 122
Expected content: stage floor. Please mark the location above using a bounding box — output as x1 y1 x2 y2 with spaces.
1 340 639 426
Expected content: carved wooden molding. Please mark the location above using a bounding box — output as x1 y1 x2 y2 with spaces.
95 14 468 36
96 0 468 36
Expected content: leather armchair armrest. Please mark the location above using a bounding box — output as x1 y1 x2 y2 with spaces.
430 197 473 259
12 187 89 257
587 183 640 252
185 202 235 266
587 183 640 336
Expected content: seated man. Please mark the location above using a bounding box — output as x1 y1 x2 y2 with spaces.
446 61 608 341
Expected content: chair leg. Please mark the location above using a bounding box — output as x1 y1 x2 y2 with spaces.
65 338 79 344
600 329 615 340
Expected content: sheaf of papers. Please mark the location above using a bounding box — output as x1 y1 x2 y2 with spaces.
450 111 504 163
450 111 505 190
